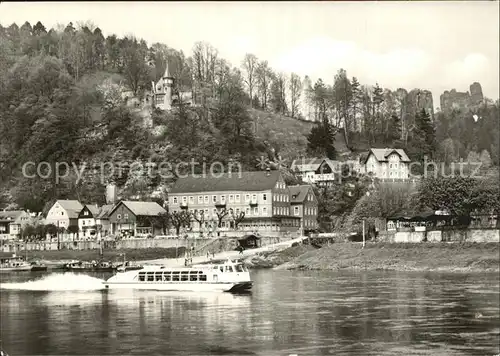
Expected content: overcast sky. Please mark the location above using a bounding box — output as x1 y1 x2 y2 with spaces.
1 1 499 107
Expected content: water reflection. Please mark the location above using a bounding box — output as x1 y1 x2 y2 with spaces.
1 270 499 356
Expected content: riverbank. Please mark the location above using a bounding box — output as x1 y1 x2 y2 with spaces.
248 242 500 272
10 247 187 263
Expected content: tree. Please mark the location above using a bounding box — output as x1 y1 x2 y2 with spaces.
306 121 337 159
170 211 191 236
416 176 483 217
231 210 245 230
215 208 229 228
270 71 287 114
241 53 258 107
193 210 206 236
332 69 352 146
350 77 362 132
255 60 272 109
288 73 302 119
118 36 149 95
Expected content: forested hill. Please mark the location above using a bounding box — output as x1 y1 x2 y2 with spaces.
0 20 498 213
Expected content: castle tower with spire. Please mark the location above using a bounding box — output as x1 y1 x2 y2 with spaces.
151 62 175 110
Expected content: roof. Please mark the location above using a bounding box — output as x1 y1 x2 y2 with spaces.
289 185 311 203
96 205 114 219
290 158 337 173
169 171 282 194
110 201 166 217
365 148 410 163
163 62 172 78
86 205 100 216
55 200 83 219
0 210 25 221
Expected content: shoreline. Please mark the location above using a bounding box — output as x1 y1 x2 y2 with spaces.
245 242 500 273
4 242 499 274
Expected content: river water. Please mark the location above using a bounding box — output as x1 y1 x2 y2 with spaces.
0 270 499 356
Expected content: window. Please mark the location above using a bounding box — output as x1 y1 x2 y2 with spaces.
245 194 250 202
198 196 203 204
82 220 86 225
229 195 234 203
263 194 267 201
213 195 217 203
213 209 217 216
180 272 189 281
204 208 209 215
252 194 257 201
189 196 194 204
182 196 187 204
172 272 180 281
235 194 240 202
253 207 258 215
124 213 129 220
164 273 171 282
199 274 207 281
204 196 209 203
117 214 122 220
147 273 154 282
262 207 267 215
246 207 250 216
221 195 226 203
294 206 299 216
155 272 163 281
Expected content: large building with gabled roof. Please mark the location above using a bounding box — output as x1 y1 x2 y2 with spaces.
363 148 411 180
168 170 313 237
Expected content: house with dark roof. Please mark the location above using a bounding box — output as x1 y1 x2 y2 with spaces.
0 210 31 240
78 204 111 240
107 201 167 238
168 170 301 237
289 185 319 235
363 148 411 180
290 158 338 186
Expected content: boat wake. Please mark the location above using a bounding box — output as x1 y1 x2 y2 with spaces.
0 273 106 291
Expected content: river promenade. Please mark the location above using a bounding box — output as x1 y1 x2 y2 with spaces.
142 236 306 267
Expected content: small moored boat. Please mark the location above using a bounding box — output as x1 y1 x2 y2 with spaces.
64 260 115 272
104 258 252 293
30 261 48 272
0 254 32 272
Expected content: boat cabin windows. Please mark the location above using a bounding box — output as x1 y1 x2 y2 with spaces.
235 264 245 272
137 270 208 282
225 266 234 272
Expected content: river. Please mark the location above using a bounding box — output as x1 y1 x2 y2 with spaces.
1 270 499 356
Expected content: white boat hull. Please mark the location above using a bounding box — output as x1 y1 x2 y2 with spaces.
0 266 32 272
103 281 252 292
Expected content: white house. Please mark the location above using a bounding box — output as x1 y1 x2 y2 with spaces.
45 200 83 240
0 210 31 240
363 148 411 180
290 158 338 186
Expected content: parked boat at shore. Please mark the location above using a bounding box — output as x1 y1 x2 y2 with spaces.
104 258 252 292
63 260 115 272
30 261 48 272
0 254 32 272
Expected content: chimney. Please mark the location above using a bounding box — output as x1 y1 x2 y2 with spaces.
106 183 117 205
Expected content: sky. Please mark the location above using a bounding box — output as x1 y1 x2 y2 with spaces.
1 1 499 108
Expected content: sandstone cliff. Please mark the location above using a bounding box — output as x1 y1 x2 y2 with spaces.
440 82 484 113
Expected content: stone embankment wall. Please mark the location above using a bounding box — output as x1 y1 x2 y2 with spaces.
379 229 499 243
1 235 294 253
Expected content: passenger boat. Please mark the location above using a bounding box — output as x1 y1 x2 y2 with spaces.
103 258 252 293
116 261 143 272
0 254 32 272
63 260 115 272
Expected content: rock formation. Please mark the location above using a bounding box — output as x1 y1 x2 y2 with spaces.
440 82 484 113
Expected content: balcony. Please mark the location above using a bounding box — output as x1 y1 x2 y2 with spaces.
214 201 226 208
249 200 258 206
180 202 188 209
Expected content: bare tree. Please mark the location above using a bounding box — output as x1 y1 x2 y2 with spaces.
193 210 206 237
231 210 245 230
289 73 302 118
255 60 272 109
242 53 258 107
170 210 192 236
